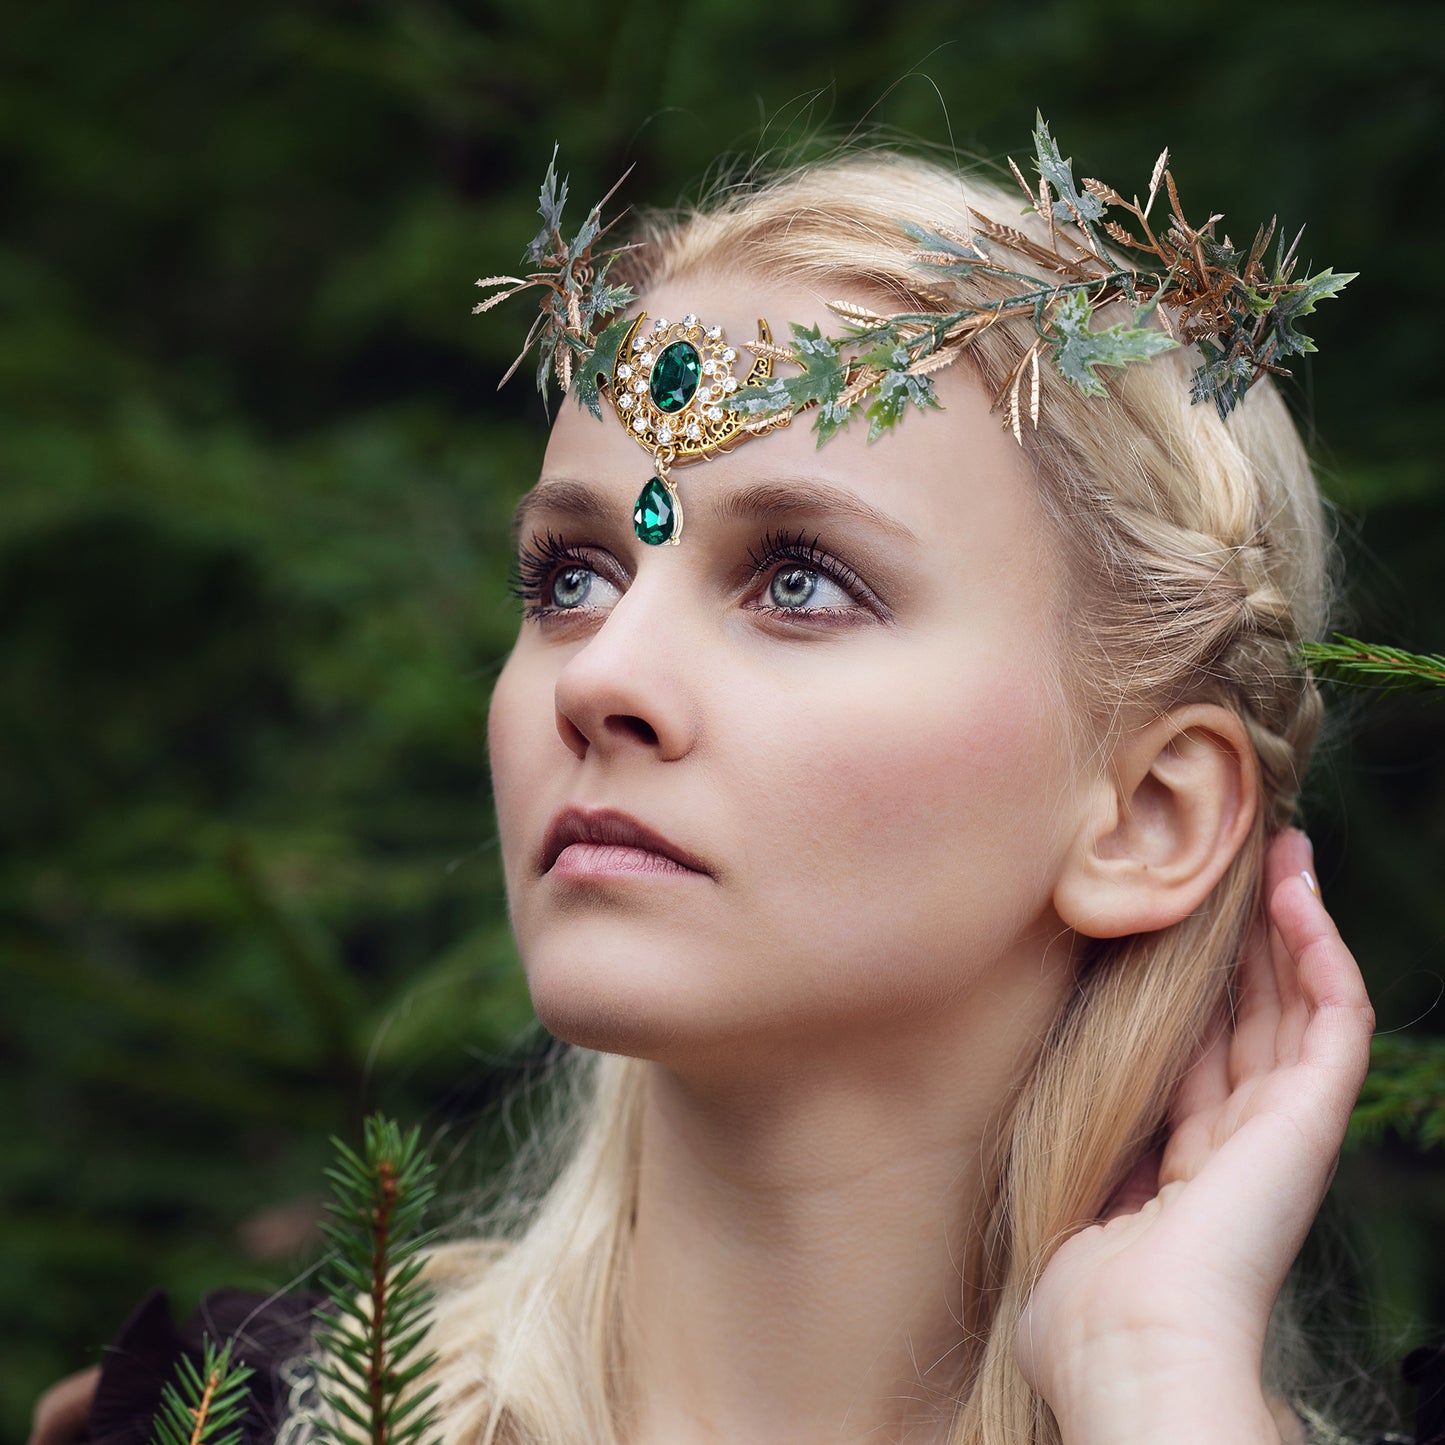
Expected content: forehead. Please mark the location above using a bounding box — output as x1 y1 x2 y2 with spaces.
533 270 1050 579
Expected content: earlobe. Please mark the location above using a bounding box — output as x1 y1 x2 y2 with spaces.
1054 705 1259 940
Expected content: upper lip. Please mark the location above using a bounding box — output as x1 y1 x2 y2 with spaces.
540 806 711 876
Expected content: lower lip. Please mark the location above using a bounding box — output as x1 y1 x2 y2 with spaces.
548 842 705 880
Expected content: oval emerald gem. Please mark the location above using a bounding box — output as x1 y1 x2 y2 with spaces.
649 341 701 414
633 477 678 545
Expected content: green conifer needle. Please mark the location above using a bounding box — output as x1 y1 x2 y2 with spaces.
313 1113 443 1445
1298 636 1445 693
147 1337 254 1445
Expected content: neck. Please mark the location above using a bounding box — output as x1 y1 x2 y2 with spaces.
619 939 1071 1445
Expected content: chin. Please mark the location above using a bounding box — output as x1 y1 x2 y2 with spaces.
529 989 663 1058
522 944 694 1060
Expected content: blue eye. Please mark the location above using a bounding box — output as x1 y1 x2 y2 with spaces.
511 532 621 619
551 564 595 609
768 565 853 610
748 530 873 618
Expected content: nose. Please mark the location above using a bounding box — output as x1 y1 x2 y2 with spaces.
553 582 699 763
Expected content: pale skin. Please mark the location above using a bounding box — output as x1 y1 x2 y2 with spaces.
486 272 1376 1443
30 273 1374 1445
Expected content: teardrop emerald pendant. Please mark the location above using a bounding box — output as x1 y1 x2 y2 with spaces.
633 476 680 545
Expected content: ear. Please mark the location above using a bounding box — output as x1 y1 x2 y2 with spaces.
1054 704 1259 939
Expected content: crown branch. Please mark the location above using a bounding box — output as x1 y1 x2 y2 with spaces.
482 119 1351 442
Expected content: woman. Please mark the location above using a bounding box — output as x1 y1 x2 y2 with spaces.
37 140 1380 1445
415 148 1374 1445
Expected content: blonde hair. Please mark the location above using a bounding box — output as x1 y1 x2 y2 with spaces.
423 151 1333 1444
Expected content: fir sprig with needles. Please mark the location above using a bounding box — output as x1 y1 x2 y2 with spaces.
144 1116 444 1445
313 1114 443 1445
148 1339 254 1445
1298 636 1445 693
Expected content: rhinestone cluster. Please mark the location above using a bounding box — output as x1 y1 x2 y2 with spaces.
612 314 748 460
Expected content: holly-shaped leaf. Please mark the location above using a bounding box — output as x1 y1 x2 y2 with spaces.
1189 337 1258 417
1032 112 1105 228
864 368 940 442
1266 268 1356 360
527 144 568 264
1048 291 1176 397
725 324 847 419
573 313 633 420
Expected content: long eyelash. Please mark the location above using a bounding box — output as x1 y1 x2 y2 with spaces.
746 528 866 602
508 529 583 605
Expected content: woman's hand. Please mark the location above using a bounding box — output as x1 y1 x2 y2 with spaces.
1015 829 1375 1445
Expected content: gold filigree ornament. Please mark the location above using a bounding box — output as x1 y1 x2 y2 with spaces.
608 312 788 545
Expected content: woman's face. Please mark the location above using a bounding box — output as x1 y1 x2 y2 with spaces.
488 273 1090 1070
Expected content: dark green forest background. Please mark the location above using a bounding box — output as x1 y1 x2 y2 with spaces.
3 1 1443 1436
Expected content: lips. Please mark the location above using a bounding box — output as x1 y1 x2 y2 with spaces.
540 807 711 877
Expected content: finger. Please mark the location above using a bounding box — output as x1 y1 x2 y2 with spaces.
1231 905 1283 1086
1269 912 1311 1064
1101 1144 1163 1219
1168 1013 1230 1147
1263 826 1315 898
1270 871 1375 1102
1264 829 1315 1018
1259 830 1316 1065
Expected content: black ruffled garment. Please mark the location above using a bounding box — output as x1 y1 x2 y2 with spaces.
86 1288 323 1445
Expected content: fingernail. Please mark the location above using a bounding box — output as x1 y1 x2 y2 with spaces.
1301 870 1319 897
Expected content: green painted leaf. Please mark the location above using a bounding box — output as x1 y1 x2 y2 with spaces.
1267 268 1356 360
573 313 632 420
1032 112 1105 227
1048 291 1176 397
1189 336 1257 416
723 324 846 421
811 398 855 445
864 369 940 442
527 144 567 264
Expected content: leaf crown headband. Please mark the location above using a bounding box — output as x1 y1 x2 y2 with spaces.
476 114 1353 547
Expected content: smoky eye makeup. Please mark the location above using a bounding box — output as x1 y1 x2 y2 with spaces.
741 528 890 622
509 530 625 619
509 523 904 628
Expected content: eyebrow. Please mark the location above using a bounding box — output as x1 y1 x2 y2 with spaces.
714 476 920 546
511 478 610 547
512 473 921 548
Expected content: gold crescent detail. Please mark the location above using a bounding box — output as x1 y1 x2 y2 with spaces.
606 314 785 466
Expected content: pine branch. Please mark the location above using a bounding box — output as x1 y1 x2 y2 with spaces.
1299 636 1445 693
147 1338 254 1445
1348 1034 1445 1151
313 1114 442 1445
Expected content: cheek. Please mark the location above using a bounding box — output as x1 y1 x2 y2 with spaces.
487 650 550 877
738 639 1073 963
788 638 1059 819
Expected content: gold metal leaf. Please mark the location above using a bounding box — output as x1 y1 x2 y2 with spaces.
1083 178 1124 206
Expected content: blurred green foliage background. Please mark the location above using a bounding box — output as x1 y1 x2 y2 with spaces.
2 1 1442 1436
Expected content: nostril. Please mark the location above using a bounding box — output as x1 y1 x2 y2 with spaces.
608 714 659 746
